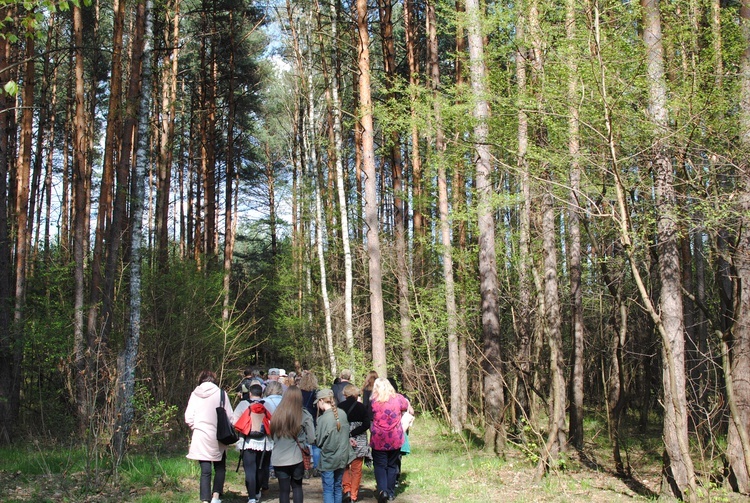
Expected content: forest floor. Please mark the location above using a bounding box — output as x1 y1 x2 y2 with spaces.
3 414 749 502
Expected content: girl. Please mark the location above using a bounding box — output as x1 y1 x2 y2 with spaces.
315 388 354 503
270 385 315 503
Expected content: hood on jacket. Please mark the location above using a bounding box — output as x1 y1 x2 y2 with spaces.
194 381 221 399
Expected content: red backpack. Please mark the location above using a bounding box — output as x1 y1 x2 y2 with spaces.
235 400 272 439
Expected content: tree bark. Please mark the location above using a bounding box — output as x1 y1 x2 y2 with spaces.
465 0 505 453
726 0 750 492
426 0 459 430
72 3 92 432
641 1 697 498
112 0 152 463
566 0 585 452
534 184 568 480
357 0 387 377
327 0 354 355
0 5 19 441
379 0 411 388
402 0 419 385
514 4 534 433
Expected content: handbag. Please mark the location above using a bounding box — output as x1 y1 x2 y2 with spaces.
401 410 415 432
295 438 312 470
216 390 239 445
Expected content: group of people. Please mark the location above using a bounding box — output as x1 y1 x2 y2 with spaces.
184 367 414 503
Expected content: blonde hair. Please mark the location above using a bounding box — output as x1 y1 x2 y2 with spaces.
298 370 318 391
372 377 397 402
343 383 360 399
320 395 341 431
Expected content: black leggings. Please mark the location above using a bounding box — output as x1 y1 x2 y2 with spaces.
198 452 226 502
275 462 304 503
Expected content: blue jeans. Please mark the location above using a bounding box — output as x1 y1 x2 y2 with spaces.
371 449 400 498
311 444 322 469
320 467 344 503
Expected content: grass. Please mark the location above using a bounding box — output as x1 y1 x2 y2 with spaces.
2 414 748 502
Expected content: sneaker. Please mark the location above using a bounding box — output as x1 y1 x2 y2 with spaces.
256 493 261 501
343 491 351 503
247 499 256 503
211 499 222 503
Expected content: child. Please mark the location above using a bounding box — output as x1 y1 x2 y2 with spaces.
315 388 354 503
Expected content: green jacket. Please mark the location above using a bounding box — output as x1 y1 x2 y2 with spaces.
315 407 355 471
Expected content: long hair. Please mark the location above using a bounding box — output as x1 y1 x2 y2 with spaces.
320 396 341 431
298 370 319 391
362 371 378 391
271 385 304 438
198 370 216 385
372 377 396 402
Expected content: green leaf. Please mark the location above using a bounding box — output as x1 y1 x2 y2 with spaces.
3 80 18 97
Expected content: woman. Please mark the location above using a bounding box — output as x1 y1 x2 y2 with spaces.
361 371 378 410
270 385 315 503
315 389 354 503
185 370 232 503
232 383 273 503
298 370 320 476
263 380 284 413
339 384 370 503
369 378 413 503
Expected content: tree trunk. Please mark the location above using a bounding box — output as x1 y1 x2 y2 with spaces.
566 0 585 452
514 4 534 434
72 3 92 432
222 9 237 324
14 19 34 421
402 0 419 385
379 0 411 387
534 184 568 480
0 8 19 441
156 0 179 271
642 1 697 498
357 0 387 377
327 0 354 354
404 0 424 285
87 0 125 367
466 0 505 453
426 0 459 429
726 0 750 492
112 0 152 463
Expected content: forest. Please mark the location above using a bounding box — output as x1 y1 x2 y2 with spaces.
1 0 749 501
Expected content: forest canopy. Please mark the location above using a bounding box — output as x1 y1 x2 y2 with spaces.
1 0 749 501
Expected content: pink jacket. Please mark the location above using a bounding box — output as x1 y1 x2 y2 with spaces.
370 394 409 451
185 382 233 461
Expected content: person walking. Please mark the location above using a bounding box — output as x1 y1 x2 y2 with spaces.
361 371 378 410
369 378 413 503
232 383 273 503
185 370 232 503
299 370 321 477
270 385 315 503
339 384 370 503
315 388 354 503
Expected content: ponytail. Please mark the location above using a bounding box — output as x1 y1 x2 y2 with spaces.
325 397 341 431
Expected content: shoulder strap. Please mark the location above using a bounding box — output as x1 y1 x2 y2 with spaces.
220 390 226 407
